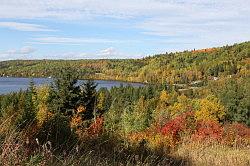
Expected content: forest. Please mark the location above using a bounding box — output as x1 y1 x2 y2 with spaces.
0 42 249 165
0 41 249 84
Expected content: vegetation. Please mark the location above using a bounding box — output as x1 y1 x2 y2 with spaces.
0 42 249 165
0 41 249 84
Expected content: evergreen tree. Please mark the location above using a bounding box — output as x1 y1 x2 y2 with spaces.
16 80 37 129
80 80 97 120
48 68 81 115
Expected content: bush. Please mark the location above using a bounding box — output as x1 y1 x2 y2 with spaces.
161 111 196 144
36 114 77 151
222 123 250 146
192 120 223 142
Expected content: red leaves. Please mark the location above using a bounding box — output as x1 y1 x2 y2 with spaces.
193 120 223 141
222 123 250 146
161 111 195 142
87 116 104 137
160 112 250 146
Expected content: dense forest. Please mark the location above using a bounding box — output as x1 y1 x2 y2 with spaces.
0 42 249 165
1 41 249 84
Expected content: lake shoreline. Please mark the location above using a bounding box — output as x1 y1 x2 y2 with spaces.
0 76 148 85
0 77 145 95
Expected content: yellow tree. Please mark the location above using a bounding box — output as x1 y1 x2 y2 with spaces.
36 86 52 126
168 94 190 118
154 90 170 126
97 91 106 112
195 95 226 122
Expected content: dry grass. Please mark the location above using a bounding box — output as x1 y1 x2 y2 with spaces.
0 129 188 166
0 119 249 166
174 142 250 166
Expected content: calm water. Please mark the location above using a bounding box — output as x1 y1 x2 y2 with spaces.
0 77 145 95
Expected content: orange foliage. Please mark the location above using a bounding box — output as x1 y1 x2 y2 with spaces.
87 116 104 137
222 123 250 146
192 48 216 53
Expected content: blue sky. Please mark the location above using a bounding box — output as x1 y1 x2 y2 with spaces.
0 0 249 60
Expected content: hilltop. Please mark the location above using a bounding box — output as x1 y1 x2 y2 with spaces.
0 41 249 84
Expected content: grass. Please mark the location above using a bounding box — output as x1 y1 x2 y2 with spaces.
0 131 188 166
174 142 250 166
0 119 249 166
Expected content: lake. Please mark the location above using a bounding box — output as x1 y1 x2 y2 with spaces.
0 77 145 95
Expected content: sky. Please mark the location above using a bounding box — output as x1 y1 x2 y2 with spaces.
0 0 249 60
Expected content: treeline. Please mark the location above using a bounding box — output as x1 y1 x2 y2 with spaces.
0 41 249 84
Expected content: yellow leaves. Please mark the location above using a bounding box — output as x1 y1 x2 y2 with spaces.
70 115 82 129
195 95 226 122
36 86 52 126
36 107 52 126
177 94 188 103
77 105 86 113
36 86 49 105
168 102 184 117
159 90 169 102
168 94 190 118
97 92 105 111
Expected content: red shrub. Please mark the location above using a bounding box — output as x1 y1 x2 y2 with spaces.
192 120 223 142
87 116 104 137
161 111 195 142
222 123 250 146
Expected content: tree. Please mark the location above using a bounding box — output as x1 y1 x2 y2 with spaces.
48 68 81 115
195 95 226 122
153 90 170 125
80 80 97 120
217 79 250 126
121 96 151 133
16 80 37 129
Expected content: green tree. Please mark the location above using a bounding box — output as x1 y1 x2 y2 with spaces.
121 96 151 134
48 68 81 115
218 79 250 126
16 80 37 129
80 80 97 120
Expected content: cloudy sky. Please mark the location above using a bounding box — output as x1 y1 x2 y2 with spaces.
0 0 249 60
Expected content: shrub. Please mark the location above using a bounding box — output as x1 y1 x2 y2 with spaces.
36 114 77 151
87 116 104 137
222 123 250 146
192 120 223 142
161 111 196 144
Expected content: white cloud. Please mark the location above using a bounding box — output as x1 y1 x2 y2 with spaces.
96 47 143 59
24 47 143 60
0 0 180 20
19 46 36 54
96 47 126 59
3 46 36 55
0 0 249 21
0 46 36 61
0 22 54 31
98 47 117 56
1 1 248 46
0 0 249 55
30 36 138 45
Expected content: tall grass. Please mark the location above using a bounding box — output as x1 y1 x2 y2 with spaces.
174 141 250 166
0 120 188 166
0 119 249 166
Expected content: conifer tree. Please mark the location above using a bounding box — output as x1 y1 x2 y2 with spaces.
48 68 80 115
81 80 97 120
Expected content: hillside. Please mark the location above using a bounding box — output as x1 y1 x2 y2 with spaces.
0 41 249 84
